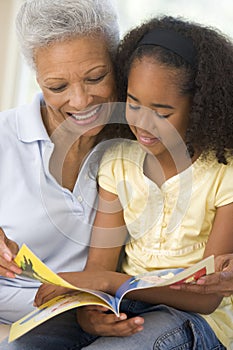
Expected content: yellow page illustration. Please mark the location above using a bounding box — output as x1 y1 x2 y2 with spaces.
14 244 78 290
10 244 117 342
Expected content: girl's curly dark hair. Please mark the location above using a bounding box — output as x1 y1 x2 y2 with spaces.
116 16 233 164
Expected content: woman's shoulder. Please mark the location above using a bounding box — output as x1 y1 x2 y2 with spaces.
0 107 19 137
0 93 42 127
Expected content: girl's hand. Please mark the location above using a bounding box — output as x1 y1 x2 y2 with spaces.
0 227 22 278
170 254 233 297
34 278 72 306
76 305 144 336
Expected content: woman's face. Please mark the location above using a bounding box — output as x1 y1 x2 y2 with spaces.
35 35 116 137
126 57 191 160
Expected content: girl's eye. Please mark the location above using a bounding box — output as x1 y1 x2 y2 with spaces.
154 111 172 119
128 103 140 111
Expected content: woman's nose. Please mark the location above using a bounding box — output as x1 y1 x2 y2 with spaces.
68 84 93 110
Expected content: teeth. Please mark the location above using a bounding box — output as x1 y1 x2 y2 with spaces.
71 106 100 121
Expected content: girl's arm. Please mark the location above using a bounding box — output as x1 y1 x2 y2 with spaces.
81 190 233 314
85 185 129 272
35 186 129 306
123 202 233 313
36 190 233 314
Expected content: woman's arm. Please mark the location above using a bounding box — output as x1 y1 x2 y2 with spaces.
170 253 233 296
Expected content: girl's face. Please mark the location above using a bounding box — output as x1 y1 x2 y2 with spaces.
126 57 191 159
35 35 116 137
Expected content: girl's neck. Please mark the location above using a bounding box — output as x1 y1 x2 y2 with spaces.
144 148 201 187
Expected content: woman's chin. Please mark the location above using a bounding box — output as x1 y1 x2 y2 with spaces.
81 124 106 138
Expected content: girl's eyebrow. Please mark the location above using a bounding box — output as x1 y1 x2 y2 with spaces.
127 93 174 109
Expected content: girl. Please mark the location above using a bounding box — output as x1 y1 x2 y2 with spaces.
36 16 233 349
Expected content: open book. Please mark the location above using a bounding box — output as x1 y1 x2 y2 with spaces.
9 244 215 342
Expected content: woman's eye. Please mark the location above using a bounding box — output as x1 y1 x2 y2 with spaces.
87 73 107 84
48 85 67 93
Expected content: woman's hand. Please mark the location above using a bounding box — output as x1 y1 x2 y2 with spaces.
0 227 22 278
76 305 144 336
170 254 233 297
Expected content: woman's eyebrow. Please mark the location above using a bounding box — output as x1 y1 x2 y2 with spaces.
127 93 174 109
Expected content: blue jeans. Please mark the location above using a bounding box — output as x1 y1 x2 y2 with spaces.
0 309 97 350
83 300 226 350
1 302 226 350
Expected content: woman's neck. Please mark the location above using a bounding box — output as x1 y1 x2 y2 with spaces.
41 106 97 191
49 134 97 192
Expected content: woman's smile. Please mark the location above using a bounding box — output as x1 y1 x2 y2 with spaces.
67 105 102 125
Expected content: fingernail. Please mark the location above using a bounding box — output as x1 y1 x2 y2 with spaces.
134 318 144 325
119 314 127 320
11 265 21 273
196 278 205 285
169 285 180 289
6 271 15 278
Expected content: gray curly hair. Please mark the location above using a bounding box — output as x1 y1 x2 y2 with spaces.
16 0 120 69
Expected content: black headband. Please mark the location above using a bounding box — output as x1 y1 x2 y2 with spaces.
137 28 197 67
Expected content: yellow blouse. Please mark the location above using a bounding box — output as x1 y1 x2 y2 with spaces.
98 140 233 349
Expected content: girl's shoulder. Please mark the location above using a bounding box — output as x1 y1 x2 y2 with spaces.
225 151 233 166
199 151 233 168
100 140 145 170
103 139 142 158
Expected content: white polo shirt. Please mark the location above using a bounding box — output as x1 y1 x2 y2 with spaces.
0 93 109 323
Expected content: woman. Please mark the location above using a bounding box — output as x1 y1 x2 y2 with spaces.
0 0 138 349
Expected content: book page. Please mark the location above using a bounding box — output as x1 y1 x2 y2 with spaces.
114 255 215 315
9 244 118 342
14 244 79 289
9 291 114 342
14 244 117 308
